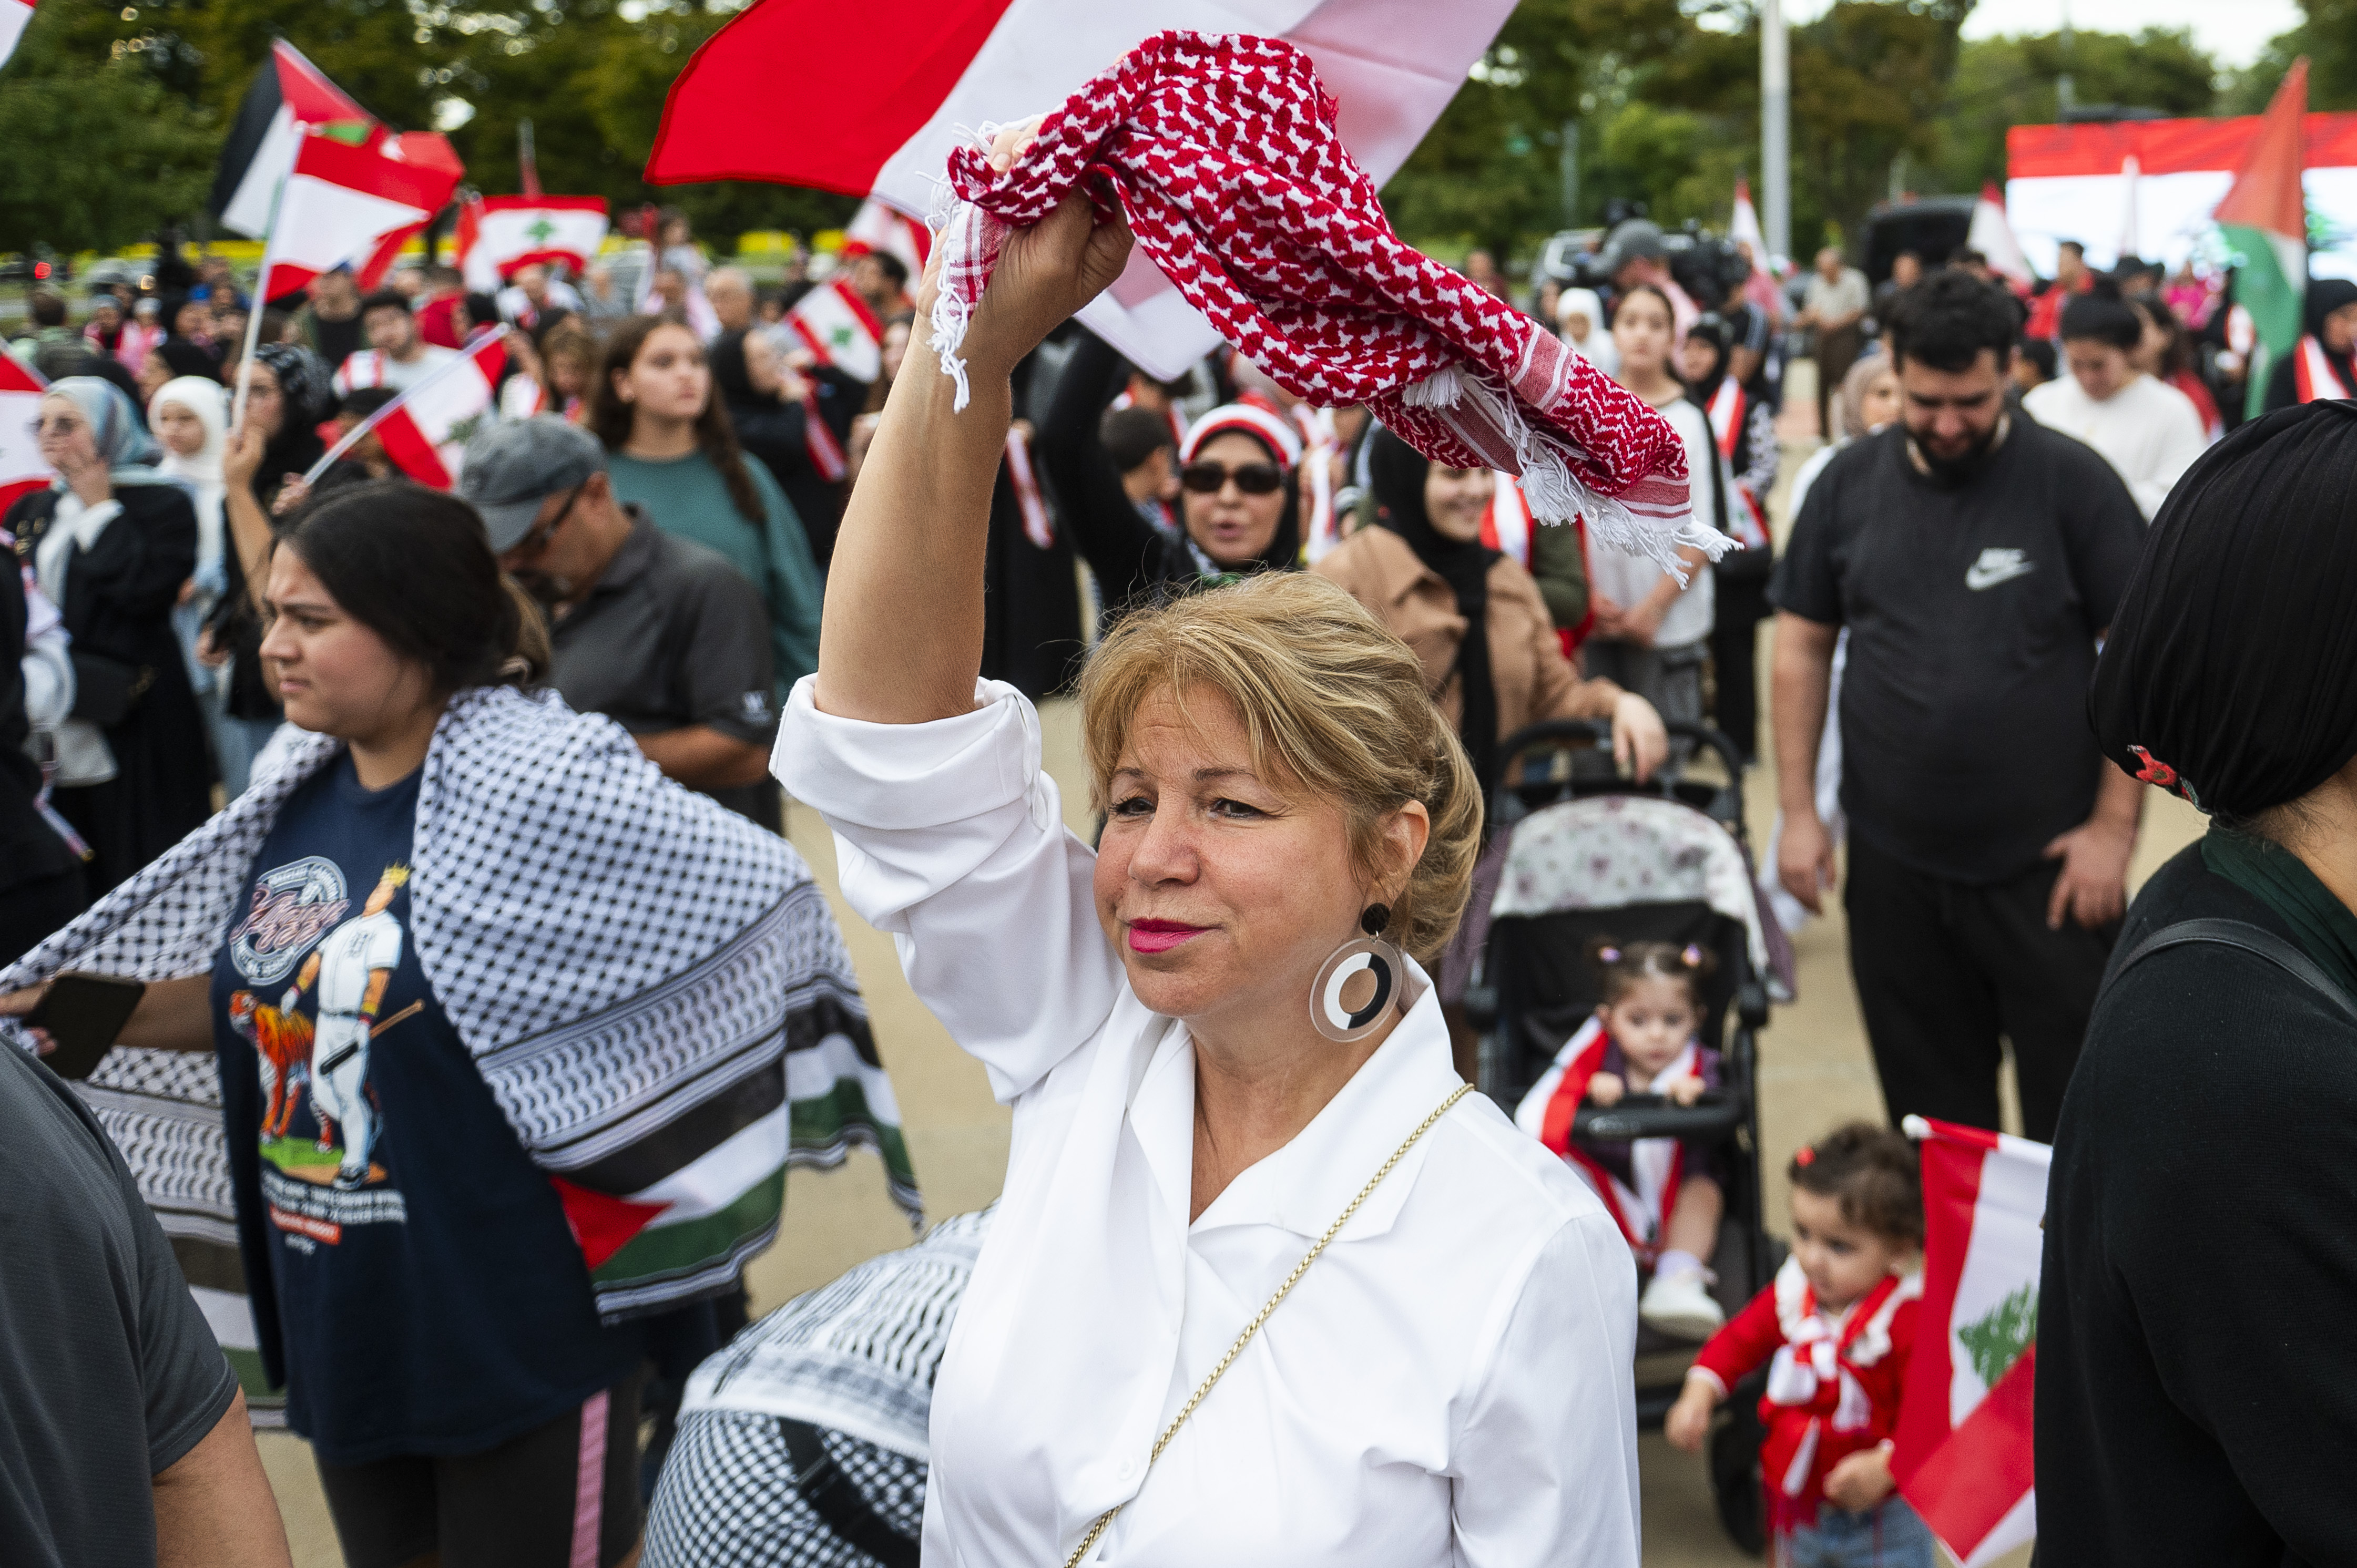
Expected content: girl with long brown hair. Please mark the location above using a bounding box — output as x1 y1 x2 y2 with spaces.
587 316 822 693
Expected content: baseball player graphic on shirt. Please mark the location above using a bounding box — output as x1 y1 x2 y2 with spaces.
278 866 408 1189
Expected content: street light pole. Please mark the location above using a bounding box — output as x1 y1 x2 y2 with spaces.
1762 0 1791 261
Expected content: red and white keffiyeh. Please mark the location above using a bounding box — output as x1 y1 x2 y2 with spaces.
930 30 1718 572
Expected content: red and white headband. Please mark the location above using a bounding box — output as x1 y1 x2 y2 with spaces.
1180 403 1302 469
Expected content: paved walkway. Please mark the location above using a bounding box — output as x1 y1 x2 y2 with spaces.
257 425 2195 1563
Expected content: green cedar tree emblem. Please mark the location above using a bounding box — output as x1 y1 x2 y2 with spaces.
1955 1283 2038 1389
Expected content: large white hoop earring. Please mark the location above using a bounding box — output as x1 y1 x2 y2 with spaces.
1311 904 1404 1044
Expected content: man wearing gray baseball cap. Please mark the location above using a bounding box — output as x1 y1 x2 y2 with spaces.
461 417 782 827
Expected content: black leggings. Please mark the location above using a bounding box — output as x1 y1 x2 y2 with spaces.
315 1375 644 1568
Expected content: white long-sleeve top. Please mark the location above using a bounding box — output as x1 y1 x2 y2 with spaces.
2022 371 2207 519
776 678 1640 1568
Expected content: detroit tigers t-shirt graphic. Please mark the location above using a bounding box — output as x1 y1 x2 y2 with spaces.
226 858 416 1245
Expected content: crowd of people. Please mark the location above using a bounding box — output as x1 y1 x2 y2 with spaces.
3 158 2355 1568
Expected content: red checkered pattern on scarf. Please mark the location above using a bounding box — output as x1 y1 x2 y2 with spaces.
934 31 1709 568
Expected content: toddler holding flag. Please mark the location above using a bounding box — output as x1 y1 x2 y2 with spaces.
1514 939 1728 1340
1666 1123 1932 1568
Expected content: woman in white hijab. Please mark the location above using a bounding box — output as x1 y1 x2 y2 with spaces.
149 376 229 703
1556 286 1619 376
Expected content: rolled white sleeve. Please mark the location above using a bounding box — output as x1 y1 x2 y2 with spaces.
774 677 1123 1103
1449 1212 1641 1568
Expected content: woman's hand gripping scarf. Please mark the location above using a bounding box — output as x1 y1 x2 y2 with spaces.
928 30 1721 575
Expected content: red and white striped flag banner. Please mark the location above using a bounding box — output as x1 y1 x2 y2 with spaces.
0 354 52 516
304 329 511 491
843 197 931 283
1477 473 1531 571
801 399 847 484
1004 425 1053 548
1 0 37 70
1892 1115 2048 1567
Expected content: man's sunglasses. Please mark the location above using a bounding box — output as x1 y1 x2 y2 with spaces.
1178 459 1284 496
503 481 587 562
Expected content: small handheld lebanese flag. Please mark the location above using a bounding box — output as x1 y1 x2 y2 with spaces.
843 197 931 282
0 356 52 514
1892 1116 2049 1567
309 332 509 491
256 129 465 303
789 278 885 383
460 195 611 292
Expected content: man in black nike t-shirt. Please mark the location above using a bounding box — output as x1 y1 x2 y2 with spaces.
1769 271 2149 1141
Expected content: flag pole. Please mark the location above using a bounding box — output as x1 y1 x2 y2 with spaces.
231 161 292 432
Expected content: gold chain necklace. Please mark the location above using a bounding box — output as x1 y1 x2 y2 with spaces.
1059 1081 1474 1568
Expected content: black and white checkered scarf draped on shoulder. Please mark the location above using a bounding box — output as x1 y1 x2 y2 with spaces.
3 685 922 1321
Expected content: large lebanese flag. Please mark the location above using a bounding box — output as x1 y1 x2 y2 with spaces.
645 0 1517 380
458 195 611 292
1 0 36 71
256 129 465 304
0 356 50 515
1892 1116 2050 1568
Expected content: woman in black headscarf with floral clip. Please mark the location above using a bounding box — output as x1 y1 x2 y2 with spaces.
2040 398 2357 1564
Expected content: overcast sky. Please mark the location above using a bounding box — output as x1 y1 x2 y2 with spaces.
1782 0 2302 70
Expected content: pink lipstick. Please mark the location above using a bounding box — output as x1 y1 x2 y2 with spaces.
1126 919 1207 954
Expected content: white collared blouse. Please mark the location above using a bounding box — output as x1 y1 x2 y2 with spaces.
777 678 1641 1567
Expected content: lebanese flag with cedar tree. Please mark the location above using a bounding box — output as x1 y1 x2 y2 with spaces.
0 356 52 515
365 333 510 490
255 129 465 305
788 278 885 383
1892 1116 2050 1567
458 194 611 292
643 0 1517 381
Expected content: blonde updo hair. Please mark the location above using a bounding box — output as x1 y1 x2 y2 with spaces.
1078 573 1483 962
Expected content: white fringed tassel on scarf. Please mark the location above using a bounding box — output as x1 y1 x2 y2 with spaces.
1398 360 1732 583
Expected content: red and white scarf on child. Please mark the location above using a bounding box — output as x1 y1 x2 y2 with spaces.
929 30 1719 575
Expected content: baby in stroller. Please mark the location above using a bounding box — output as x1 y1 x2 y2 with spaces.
1513 938 1727 1339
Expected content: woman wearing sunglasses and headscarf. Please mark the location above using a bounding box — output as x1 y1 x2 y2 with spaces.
1036 328 1300 618
7 378 212 897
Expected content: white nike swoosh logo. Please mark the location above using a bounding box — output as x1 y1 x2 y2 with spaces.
1965 561 2036 590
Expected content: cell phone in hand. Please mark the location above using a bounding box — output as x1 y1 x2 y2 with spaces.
24 973 148 1080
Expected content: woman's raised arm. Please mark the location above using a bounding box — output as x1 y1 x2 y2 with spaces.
815 192 1131 725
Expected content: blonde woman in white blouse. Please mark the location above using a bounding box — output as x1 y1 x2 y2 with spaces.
774 186 1640 1566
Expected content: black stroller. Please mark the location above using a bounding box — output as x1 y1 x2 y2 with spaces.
1462 719 1782 1551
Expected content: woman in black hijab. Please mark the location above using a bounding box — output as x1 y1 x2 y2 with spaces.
2040 400 2357 1564
2262 275 2357 409
1312 427 1665 792
709 327 858 569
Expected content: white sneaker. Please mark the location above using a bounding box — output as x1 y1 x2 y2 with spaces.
1640 1268 1725 1341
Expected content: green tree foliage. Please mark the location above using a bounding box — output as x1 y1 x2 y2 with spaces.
1935 29 2222 192
23 0 854 249
0 2 219 253
2223 0 2357 114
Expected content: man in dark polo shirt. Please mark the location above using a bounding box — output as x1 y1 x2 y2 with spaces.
461 419 782 828
1769 270 2149 1141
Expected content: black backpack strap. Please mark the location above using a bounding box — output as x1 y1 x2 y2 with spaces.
779 1417 921 1567
2103 917 2357 1027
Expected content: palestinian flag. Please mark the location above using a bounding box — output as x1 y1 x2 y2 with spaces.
212 40 377 239
0 0 35 72
788 277 884 383
1892 1116 2050 1567
645 0 1517 381
0 355 50 515
458 195 611 292
2215 60 2311 419
254 129 464 305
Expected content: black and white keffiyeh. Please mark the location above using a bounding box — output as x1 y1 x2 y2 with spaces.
4 684 921 1329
